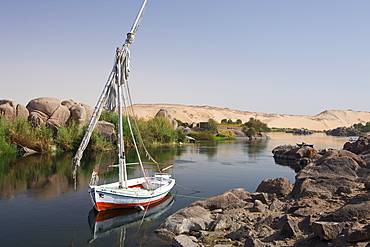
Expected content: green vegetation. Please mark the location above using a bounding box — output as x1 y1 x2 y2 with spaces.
270 127 319 133
3 112 275 156
139 116 185 145
353 122 370 133
221 119 243 125
326 122 370 136
5 117 53 152
188 131 215 141
215 129 237 140
243 118 270 132
0 117 17 155
241 118 270 138
56 120 81 151
205 119 218 134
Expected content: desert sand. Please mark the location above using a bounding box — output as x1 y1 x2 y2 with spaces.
132 104 370 131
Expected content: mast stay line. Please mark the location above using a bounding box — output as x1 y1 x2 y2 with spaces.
72 0 149 170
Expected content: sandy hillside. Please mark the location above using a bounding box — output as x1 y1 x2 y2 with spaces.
132 104 370 131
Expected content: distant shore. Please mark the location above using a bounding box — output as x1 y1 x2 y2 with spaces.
132 104 370 131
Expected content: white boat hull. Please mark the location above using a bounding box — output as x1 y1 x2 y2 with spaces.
89 175 175 211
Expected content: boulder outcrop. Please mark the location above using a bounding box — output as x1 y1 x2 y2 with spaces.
256 177 291 196
155 108 178 130
0 99 29 121
344 133 370 155
27 97 71 131
155 135 370 246
291 152 362 199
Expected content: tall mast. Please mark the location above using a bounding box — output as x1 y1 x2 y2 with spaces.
72 0 149 170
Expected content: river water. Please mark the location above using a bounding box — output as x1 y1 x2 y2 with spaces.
0 133 349 246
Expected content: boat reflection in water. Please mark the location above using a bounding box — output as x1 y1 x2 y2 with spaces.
88 194 174 242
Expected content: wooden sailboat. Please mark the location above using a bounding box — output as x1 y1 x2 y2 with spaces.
72 0 175 212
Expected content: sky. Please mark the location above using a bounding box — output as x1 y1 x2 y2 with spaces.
1 0 370 116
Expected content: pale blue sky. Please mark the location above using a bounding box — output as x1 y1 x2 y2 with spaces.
1 0 370 116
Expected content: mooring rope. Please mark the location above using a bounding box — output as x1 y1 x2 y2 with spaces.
171 193 208 200
175 183 203 193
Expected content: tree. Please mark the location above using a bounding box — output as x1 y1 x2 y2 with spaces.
206 118 218 134
243 118 270 132
242 126 257 138
236 119 242 125
221 119 227 124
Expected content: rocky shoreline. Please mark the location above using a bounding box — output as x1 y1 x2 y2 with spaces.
154 134 370 247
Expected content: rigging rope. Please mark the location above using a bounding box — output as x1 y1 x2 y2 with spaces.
119 52 151 188
125 79 162 173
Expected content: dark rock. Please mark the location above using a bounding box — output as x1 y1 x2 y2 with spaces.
244 238 265 247
344 133 370 155
251 192 269 205
322 193 370 222
256 177 291 196
154 228 176 242
312 221 345 241
272 145 301 161
172 234 200 247
348 224 370 242
209 209 245 231
298 215 314 233
336 186 352 195
280 215 300 237
155 205 213 236
225 226 252 241
269 198 284 211
315 149 365 168
250 200 266 213
291 154 361 198
192 188 250 210
326 127 360 137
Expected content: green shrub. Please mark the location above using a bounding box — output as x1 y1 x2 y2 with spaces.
204 119 218 134
242 126 257 138
89 130 115 151
0 117 16 155
139 116 175 144
6 118 53 152
56 121 82 151
217 130 236 140
188 131 215 141
243 118 270 132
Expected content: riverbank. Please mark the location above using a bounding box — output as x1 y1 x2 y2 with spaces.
3 99 370 132
132 104 370 131
155 134 370 246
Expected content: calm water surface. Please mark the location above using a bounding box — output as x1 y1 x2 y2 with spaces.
0 133 349 246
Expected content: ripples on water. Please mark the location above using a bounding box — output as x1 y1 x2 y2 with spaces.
0 133 349 246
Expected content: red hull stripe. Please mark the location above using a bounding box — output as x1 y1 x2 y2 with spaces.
95 196 166 211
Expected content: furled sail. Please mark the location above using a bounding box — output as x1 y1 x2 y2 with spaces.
72 0 148 170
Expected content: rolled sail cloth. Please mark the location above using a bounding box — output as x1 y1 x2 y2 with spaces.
104 48 130 111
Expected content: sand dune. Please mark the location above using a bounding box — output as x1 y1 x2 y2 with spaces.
132 104 370 131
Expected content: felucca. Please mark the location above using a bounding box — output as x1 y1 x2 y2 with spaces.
72 0 175 211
